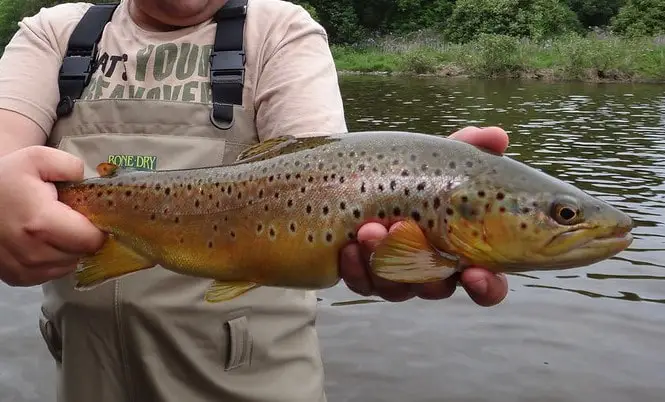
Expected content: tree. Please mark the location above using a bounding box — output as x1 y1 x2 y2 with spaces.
611 0 665 37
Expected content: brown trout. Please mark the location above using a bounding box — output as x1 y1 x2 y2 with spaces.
56 131 634 302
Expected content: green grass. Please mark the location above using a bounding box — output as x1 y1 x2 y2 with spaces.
331 31 665 82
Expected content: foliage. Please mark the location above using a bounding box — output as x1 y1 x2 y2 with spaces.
564 0 625 28
443 0 581 44
611 0 665 37
333 32 665 82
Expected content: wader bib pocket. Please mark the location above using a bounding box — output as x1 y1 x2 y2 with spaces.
39 307 62 364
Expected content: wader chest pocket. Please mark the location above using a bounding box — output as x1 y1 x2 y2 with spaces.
225 315 252 371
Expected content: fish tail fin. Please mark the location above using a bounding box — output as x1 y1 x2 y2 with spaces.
370 220 460 283
75 237 155 289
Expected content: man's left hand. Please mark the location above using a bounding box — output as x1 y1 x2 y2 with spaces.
338 126 510 307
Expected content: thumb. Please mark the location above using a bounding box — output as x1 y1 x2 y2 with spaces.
21 146 85 183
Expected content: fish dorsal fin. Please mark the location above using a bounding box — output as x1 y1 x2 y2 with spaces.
235 136 297 162
234 134 343 164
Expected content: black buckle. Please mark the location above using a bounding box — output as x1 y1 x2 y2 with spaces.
210 50 245 84
59 54 95 85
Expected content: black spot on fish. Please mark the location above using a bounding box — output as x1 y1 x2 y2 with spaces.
269 228 275 237
301 186 306 193
411 211 421 221
237 192 242 200
227 186 232 195
97 191 103 197
257 223 263 232
461 196 468 203
377 154 384 160
361 182 366 193
417 182 426 191
378 184 385 192
326 233 333 242
274 192 279 199
520 223 528 230
150 213 156 220
390 180 397 191
359 164 366 172
175 217 180 223
449 161 456 169
432 152 440 158
339 176 345 184
497 192 505 200
269 175 274 182
499 207 506 213
187 184 192 191
466 161 473 168
347 232 355 240
231 231 236 238
323 206 329 215
287 199 294 207
421 164 428 172
435 169 442 176
213 224 218 231
478 190 485 198
353 209 361 219
428 220 435 229
259 189 264 198
446 208 454 216
378 210 386 219
392 159 400 166
401 170 409 177
308 234 314 242
125 190 132 197
522 207 530 213
290 223 296 232
306 205 312 214
208 241 213 248
433 197 441 210
393 207 401 216
264 205 269 211
404 188 410 196
308 177 314 183
340 202 346 210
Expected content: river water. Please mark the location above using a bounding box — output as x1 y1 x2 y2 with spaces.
2 76 665 401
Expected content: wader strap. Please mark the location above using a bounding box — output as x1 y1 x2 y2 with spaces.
210 0 248 129
56 3 119 117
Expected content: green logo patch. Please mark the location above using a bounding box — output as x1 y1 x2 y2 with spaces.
107 154 158 171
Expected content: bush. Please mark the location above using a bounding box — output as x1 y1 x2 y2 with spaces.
611 0 665 37
444 0 581 44
460 34 524 77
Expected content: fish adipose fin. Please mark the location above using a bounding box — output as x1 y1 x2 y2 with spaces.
75 237 156 289
370 220 460 283
205 281 259 303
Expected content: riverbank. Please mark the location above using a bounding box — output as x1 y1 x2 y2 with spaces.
332 33 665 83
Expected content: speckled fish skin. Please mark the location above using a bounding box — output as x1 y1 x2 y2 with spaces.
56 131 634 301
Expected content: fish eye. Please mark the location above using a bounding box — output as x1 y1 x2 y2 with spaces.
552 203 581 225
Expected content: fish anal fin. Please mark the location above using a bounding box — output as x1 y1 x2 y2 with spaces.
75 237 155 290
370 220 460 283
205 281 259 303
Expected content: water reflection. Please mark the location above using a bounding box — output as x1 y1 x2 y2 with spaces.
339 75 665 303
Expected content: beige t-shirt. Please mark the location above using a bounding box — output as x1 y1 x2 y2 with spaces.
0 0 347 140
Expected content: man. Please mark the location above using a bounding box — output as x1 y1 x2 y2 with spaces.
0 0 509 401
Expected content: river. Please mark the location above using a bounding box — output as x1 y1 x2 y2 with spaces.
2 76 665 402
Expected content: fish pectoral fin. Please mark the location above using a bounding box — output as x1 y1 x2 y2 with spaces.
205 281 259 303
370 220 460 283
75 237 156 290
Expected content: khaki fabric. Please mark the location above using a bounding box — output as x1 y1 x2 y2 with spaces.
42 98 329 402
0 0 350 401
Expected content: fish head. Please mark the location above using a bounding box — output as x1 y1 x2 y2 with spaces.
432 157 634 272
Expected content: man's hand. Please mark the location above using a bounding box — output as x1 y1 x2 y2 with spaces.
0 146 106 287
338 126 510 307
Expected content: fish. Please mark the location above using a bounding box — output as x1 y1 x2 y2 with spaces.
55 131 634 302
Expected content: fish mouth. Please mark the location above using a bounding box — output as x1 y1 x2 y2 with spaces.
539 224 633 268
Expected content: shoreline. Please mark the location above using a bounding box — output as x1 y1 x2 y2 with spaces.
336 67 665 84
331 33 665 84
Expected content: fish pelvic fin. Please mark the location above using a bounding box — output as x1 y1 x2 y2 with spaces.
205 281 259 303
370 220 460 283
74 237 156 289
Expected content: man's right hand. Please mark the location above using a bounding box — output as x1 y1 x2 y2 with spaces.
0 146 105 287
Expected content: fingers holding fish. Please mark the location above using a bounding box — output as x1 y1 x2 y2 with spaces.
459 268 509 307
448 126 510 154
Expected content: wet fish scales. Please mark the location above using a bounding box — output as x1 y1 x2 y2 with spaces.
57 131 634 302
